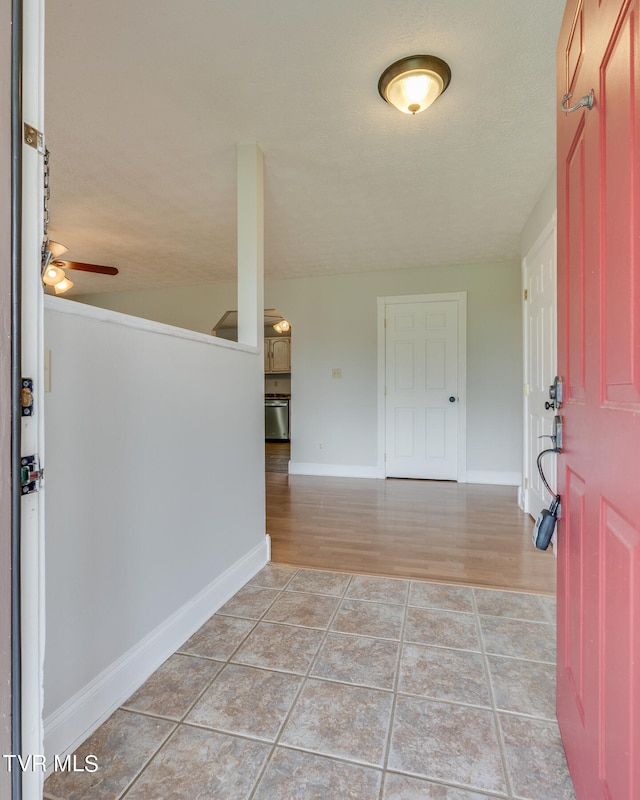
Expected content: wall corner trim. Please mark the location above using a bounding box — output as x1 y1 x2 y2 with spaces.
43 537 269 761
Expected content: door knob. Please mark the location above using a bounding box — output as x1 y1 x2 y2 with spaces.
449 396 456 403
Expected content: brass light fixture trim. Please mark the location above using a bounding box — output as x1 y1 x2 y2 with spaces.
378 54 451 115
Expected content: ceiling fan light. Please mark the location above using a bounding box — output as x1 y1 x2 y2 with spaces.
378 55 451 115
53 276 74 294
42 264 66 286
47 240 69 259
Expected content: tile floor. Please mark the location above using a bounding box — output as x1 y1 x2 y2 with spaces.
44 566 575 800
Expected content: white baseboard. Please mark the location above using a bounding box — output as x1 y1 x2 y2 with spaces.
289 462 383 479
288 463 520 485
44 536 269 762
465 470 522 486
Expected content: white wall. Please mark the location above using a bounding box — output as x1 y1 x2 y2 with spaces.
521 170 556 255
77 259 523 483
43 298 267 757
77 282 238 335
268 262 522 482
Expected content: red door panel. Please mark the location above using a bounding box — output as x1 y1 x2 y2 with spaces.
557 1 640 799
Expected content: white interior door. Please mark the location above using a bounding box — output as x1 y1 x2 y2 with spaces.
522 216 557 517
385 300 459 479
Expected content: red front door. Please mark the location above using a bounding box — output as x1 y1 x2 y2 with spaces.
556 1 640 798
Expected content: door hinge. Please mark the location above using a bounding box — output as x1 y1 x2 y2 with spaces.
523 289 528 301
524 477 529 489
24 123 45 154
21 455 44 495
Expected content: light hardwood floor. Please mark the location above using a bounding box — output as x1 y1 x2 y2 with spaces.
266 472 556 595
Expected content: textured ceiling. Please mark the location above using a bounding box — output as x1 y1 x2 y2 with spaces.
44 0 564 295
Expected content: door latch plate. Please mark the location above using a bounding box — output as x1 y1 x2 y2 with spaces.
21 455 43 494
21 378 34 416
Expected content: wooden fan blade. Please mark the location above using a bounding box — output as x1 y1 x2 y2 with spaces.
58 260 119 276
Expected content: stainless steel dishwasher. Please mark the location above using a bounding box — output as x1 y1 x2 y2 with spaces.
265 397 289 440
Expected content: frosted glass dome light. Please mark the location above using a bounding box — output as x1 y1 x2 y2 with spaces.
378 55 451 115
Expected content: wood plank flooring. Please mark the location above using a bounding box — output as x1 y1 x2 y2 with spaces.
265 441 290 473
266 472 556 595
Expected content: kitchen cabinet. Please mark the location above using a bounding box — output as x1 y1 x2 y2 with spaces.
264 337 291 373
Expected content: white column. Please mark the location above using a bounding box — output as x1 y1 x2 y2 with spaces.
237 143 264 347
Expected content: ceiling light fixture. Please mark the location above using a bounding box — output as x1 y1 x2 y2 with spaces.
53 276 74 294
41 258 74 294
42 263 66 287
378 55 451 115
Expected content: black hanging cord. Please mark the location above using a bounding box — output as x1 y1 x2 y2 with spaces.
537 448 557 499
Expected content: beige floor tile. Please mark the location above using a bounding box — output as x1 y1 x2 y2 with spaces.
398 644 490 707
408 582 475 613
404 607 480 651
487 655 557 719
123 724 270 800
286 568 351 595
47 571 569 799
382 773 502 799
122 654 223 720
346 575 409 605
539 594 557 625
263 590 340 628
44 710 174 800
253 747 382 800
247 564 298 589
177 614 255 661
480 616 555 662
217 586 281 619
186 663 302 741
331 598 405 640
280 678 394 767
388 697 507 795
231 621 324 673
474 588 547 621
310 632 400 690
499 713 576 799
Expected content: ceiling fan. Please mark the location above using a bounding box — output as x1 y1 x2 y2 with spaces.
41 240 119 294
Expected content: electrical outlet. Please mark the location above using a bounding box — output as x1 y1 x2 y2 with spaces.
319 442 323 450
332 368 342 379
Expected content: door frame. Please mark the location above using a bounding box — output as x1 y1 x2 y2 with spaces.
1 1 14 797
18 0 47 797
377 292 467 480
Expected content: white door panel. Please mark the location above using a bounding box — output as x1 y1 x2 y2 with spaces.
523 218 557 517
385 300 458 479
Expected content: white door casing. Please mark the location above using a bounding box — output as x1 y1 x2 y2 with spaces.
378 293 467 481
21 0 46 796
522 214 557 519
